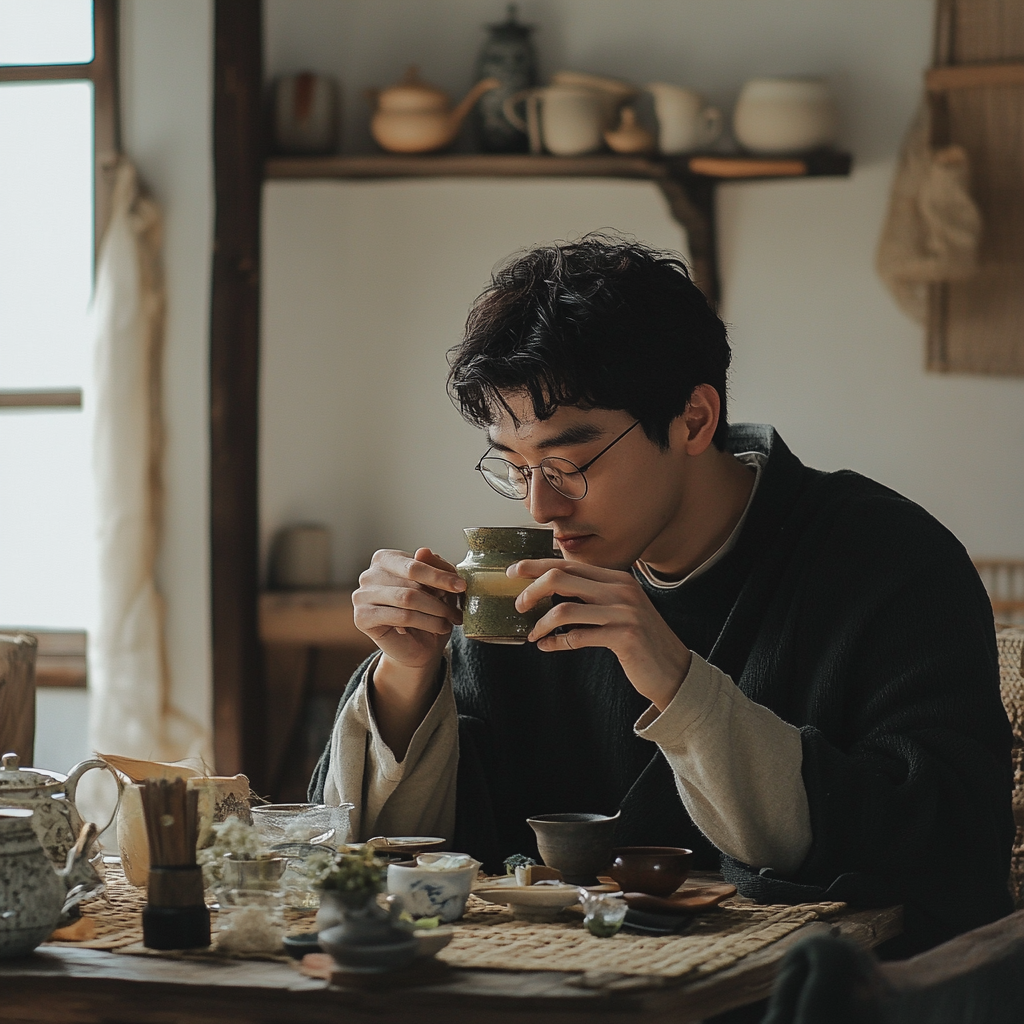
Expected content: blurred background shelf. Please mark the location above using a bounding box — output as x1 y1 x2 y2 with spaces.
264 149 852 182
263 149 852 310
259 588 376 801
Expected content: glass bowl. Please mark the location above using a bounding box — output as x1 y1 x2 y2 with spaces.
250 802 352 847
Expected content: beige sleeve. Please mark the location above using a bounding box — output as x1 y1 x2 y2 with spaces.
321 653 459 843
635 653 812 875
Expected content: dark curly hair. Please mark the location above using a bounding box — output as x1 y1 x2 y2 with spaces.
447 234 731 450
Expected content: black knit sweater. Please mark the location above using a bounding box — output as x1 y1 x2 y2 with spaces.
311 424 1014 955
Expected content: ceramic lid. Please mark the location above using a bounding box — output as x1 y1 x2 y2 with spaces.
378 66 450 114
0 752 67 792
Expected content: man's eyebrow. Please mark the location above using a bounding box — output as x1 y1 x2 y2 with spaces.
486 423 607 453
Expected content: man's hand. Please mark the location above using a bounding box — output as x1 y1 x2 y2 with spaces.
353 547 465 669
352 548 465 760
512 559 692 711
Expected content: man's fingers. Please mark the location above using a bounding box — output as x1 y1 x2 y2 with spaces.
359 604 456 637
508 558 620 582
527 600 615 641
354 583 462 627
515 567 626 611
371 548 466 593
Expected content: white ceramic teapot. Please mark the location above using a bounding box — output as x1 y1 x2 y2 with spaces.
0 812 103 958
0 752 122 869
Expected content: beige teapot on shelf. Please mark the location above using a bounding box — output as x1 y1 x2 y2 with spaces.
368 66 500 154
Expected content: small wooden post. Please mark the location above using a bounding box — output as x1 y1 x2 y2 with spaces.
0 634 38 765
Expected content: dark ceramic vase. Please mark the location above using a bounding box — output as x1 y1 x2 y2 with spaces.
473 4 538 152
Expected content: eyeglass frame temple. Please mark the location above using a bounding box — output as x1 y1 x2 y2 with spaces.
474 420 642 496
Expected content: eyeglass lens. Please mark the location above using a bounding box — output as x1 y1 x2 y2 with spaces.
478 456 586 500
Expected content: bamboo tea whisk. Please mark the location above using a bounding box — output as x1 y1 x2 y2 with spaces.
140 778 198 867
139 777 209 949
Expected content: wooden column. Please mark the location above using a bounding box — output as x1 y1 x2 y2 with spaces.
210 0 265 787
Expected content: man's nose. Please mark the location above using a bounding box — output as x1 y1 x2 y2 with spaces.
525 468 575 523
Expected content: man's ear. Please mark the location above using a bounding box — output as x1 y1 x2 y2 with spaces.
669 384 720 455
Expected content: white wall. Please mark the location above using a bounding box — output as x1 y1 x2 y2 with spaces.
120 0 214 755
262 0 1024 577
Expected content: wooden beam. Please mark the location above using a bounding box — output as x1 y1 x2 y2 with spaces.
927 62 1024 91
210 0 265 788
92 0 120 248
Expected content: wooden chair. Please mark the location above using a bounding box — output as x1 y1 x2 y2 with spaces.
761 909 1024 1024
0 632 38 765
997 625 1024 909
975 560 1024 625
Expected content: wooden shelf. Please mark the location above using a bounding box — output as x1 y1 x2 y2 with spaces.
259 588 375 649
264 149 852 183
263 149 852 308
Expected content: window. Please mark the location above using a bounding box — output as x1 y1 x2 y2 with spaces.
0 0 117 687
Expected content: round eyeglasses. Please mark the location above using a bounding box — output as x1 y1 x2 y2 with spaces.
475 421 641 501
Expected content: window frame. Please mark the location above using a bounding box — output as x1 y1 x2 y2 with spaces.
0 0 119 411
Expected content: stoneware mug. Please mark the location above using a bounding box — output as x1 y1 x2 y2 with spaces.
646 82 723 154
457 527 554 643
503 86 605 156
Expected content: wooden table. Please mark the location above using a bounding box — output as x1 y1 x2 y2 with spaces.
0 905 900 1024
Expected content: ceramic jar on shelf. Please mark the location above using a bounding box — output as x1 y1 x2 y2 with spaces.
732 78 838 155
273 72 340 155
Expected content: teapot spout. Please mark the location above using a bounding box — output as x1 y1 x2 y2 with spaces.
60 821 104 916
448 76 501 139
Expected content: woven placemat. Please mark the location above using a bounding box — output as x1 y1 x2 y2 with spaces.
44 864 845 980
43 861 319 954
438 894 845 978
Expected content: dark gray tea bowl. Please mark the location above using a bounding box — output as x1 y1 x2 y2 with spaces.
457 527 554 644
526 811 621 885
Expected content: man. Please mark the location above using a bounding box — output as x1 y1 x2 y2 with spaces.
311 236 1013 955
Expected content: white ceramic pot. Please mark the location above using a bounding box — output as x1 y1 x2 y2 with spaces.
273 73 339 155
732 78 838 155
386 856 480 922
504 86 605 156
646 83 722 154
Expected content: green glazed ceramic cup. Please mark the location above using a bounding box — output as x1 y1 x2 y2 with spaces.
457 527 554 644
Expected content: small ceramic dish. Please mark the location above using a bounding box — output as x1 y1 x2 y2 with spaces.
473 883 582 922
366 836 447 856
282 931 321 958
318 924 418 973
606 846 693 898
414 927 454 958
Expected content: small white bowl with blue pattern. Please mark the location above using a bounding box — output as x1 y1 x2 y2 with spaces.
386 853 481 922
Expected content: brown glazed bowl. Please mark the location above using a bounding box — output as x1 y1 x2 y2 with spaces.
606 846 693 898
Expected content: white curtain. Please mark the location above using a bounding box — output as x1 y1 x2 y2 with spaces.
82 160 207 826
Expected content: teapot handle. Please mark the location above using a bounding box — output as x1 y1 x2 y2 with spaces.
65 758 125 837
